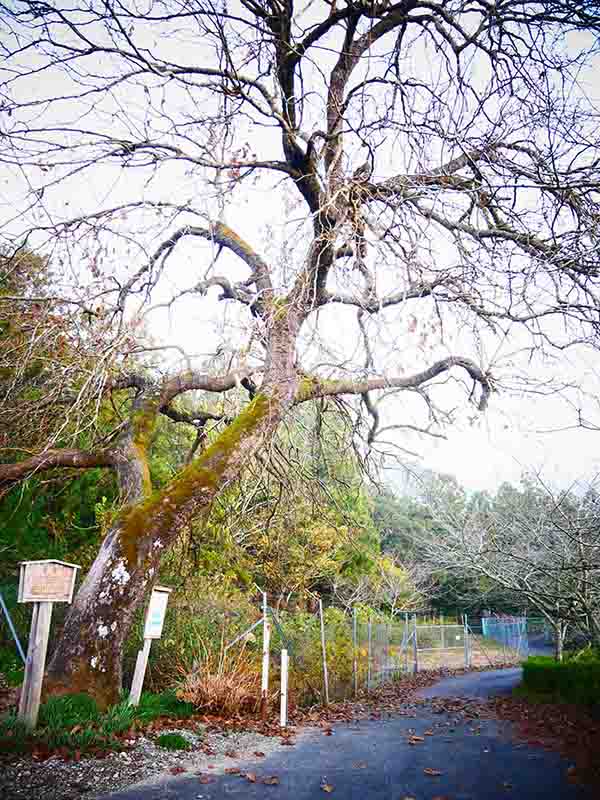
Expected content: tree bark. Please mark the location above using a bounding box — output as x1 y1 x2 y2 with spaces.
45 317 300 706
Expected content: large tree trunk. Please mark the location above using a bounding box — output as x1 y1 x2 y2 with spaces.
45 317 300 706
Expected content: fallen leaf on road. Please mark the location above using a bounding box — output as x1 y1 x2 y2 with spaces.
169 766 186 775
424 768 443 776
245 772 257 782
254 751 266 757
224 767 240 774
262 776 280 785
198 775 214 784
321 783 334 793
224 749 239 758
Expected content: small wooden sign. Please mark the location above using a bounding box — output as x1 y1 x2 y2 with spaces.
143 585 172 639
17 559 80 730
18 560 79 604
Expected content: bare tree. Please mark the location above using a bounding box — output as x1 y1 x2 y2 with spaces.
417 476 600 659
1 1 600 701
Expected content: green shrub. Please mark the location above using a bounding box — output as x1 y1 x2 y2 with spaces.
155 732 192 751
0 646 25 687
522 654 600 705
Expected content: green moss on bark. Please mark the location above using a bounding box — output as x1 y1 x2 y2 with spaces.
119 394 271 566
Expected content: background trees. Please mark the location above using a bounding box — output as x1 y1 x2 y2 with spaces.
1 1 600 700
414 475 600 658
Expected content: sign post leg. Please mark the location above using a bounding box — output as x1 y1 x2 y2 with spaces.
129 638 152 706
18 601 53 729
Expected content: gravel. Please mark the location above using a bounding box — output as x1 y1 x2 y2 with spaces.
0 724 282 800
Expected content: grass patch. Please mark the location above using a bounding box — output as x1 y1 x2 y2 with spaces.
0 690 197 758
136 689 195 723
155 732 191 751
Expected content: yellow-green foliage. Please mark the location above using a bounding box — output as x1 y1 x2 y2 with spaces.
274 607 356 705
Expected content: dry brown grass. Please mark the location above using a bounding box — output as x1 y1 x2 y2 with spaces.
176 642 262 716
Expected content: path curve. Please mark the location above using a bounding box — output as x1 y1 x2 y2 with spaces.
418 667 523 700
98 669 591 800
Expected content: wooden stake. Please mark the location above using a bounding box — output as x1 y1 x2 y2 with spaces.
129 638 152 706
280 648 288 728
18 601 53 729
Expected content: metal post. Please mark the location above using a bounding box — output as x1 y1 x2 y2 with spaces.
0 590 26 664
318 598 330 706
352 607 358 697
386 623 391 678
261 616 271 720
367 616 372 689
440 614 445 668
412 614 419 673
280 649 288 727
463 614 470 668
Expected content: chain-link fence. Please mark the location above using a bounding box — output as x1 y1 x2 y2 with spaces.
263 610 544 706
481 616 529 658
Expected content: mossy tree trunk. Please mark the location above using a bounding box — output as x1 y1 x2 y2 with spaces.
45 319 300 707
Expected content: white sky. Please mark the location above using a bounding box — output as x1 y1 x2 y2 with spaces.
2 3 600 492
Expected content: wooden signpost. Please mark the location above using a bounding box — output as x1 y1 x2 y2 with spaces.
18 559 80 729
129 585 172 706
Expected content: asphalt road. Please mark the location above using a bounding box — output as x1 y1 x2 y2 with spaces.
98 669 591 800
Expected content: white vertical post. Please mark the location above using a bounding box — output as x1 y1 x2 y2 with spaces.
412 614 419 674
318 598 330 706
404 612 409 673
261 616 271 720
280 649 288 728
367 616 372 689
19 601 53 729
352 607 358 697
129 638 152 706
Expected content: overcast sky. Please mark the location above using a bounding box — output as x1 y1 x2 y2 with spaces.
2 3 600 494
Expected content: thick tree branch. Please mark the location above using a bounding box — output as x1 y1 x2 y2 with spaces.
0 449 120 492
297 356 493 410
